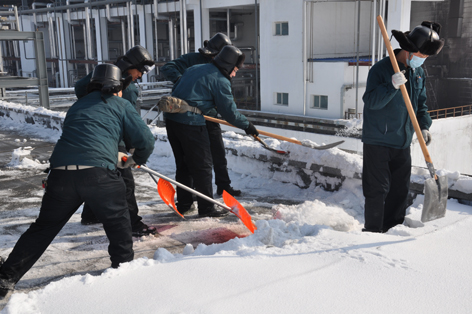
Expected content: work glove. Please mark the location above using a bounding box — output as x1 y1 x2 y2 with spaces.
392 71 407 89
244 121 259 137
117 152 137 169
421 129 432 146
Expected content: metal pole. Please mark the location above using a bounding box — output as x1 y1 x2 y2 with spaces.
355 0 361 116
254 0 259 110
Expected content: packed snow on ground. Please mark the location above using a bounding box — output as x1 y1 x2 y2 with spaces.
1 101 472 314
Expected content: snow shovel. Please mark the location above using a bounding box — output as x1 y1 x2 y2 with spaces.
377 15 447 222
253 135 290 155
123 157 257 233
203 115 345 150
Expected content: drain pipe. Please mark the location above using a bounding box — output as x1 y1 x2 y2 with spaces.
154 0 159 62
231 22 243 41
126 1 135 48
84 0 93 62
227 9 230 38
83 23 90 73
168 18 175 60
371 0 377 66
121 18 127 55
180 0 188 55
46 4 58 87
32 2 50 29
302 1 307 116
106 3 122 56
106 4 120 23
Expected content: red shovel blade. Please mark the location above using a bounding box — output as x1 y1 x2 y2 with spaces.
157 178 184 219
222 191 257 233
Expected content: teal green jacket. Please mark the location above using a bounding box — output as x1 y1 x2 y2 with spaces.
160 52 210 83
74 72 140 112
362 54 432 149
49 91 155 169
164 63 249 129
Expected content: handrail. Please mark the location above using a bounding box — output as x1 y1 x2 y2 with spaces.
428 104 472 120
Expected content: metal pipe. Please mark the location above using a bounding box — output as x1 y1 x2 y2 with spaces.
106 4 120 23
183 0 188 54
121 18 127 55
153 0 159 62
129 1 135 47
371 0 376 66
355 0 361 115
13 6 20 31
83 23 90 73
126 2 132 48
254 0 259 110
302 1 307 115
231 22 243 41
21 0 131 14
84 0 93 61
168 18 175 60
227 9 230 38
32 2 50 29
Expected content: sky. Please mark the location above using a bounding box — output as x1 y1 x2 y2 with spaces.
1 100 472 314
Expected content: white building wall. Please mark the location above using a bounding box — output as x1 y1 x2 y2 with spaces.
259 0 373 119
259 0 305 115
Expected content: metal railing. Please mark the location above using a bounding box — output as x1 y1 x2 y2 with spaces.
428 104 472 120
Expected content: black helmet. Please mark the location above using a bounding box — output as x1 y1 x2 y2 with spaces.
391 21 445 56
212 45 245 77
115 45 155 74
89 64 132 94
199 33 232 56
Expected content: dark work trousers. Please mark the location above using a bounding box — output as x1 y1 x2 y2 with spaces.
0 168 133 284
165 118 214 214
362 143 411 232
81 146 142 229
206 120 231 189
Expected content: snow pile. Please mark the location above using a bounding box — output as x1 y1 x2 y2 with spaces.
2 101 472 313
6 147 46 170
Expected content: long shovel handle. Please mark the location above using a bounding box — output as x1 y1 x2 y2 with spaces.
204 115 303 145
138 165 233 212
376 16 435 170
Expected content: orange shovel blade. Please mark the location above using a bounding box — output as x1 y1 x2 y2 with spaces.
222 191 257 233
157 178 184 219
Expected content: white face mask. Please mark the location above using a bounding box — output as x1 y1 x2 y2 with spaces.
407 53 426 69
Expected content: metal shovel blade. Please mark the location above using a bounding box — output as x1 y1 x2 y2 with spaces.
421 175 448 222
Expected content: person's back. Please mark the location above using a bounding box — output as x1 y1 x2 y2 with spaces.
161 52 210 84
50 90 153 169
166 62 248 130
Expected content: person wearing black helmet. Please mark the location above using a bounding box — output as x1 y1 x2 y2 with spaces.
164 45 258 217
160 34 242 199
361 21 444 233
0 64 155 300
74 45 157 237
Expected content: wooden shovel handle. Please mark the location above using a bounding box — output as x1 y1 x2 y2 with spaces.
204 115 303 146
376 15 433 165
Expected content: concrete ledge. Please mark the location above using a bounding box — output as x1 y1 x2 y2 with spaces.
1 103 471 203
0 102 64 132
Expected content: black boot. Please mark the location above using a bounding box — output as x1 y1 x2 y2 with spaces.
176 203 196 216
198 206 230 218
132 222 157 237
216 186 241 197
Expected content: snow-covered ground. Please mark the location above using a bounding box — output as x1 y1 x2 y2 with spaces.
1 101 472 314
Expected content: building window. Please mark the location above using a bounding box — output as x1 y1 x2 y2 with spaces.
275 22 289 36
276 92 289 106
312 95 328 110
